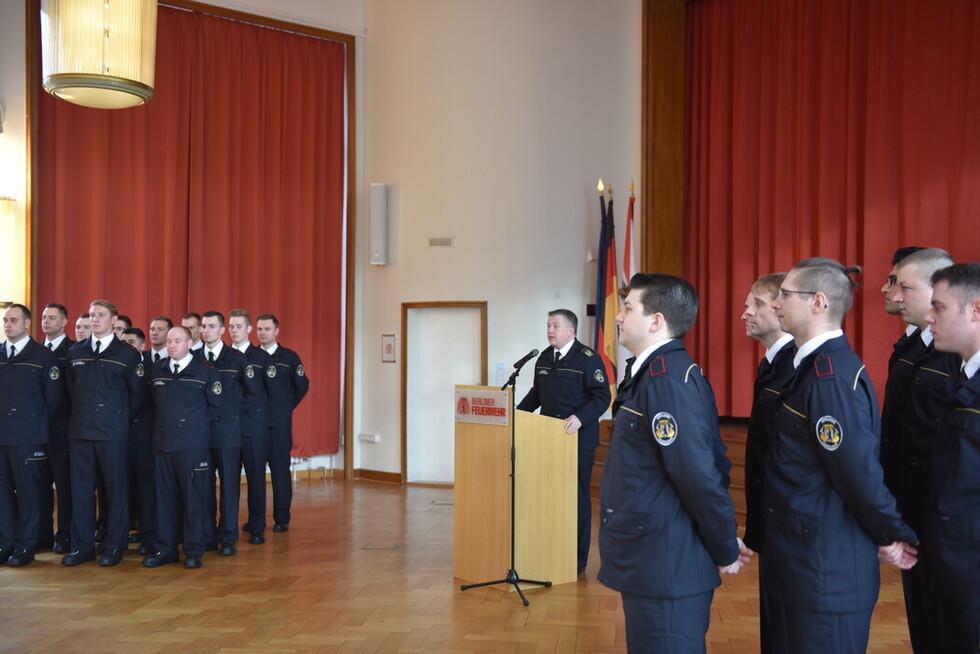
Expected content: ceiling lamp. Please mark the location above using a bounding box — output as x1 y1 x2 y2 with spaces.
40 0 158 110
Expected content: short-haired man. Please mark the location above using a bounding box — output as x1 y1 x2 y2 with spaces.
143 326 220 569
148 317 172 363
740 273 795 654
74 313 92 342
882 247 926 317
182 313 204 353
38 302 74 553
198 311 260 556
229 309 273 544
0 304 62 566
922 263 980 652
113 315 133 339
120 327 144 351
765 258 918 652
517 309 611 575
256 314 309 532
599 273 748 652
63 300 145 567
880 248 958 653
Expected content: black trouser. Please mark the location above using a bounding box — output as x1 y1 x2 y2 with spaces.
154 450 210 558
204 446 242 545
129 432 156 548
69 439 129 554
267 426 292 526
241 434 268 534
0 444 47 553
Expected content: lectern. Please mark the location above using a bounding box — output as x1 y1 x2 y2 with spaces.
453 385 577 589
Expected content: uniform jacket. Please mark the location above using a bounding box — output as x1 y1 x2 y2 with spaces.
151 357 220 453
763 334 917 613
238 343 272 438
929 371 980 608
517 339 611 451
130 351 159 442
597 339 738 599
197 345 262 449
65 336 145 441
742 342 795 553
265 344 309 428
39 336 74 434
0 339 62 446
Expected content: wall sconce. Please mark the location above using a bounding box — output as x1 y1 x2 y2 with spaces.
0 197 23 304
40 0 159 109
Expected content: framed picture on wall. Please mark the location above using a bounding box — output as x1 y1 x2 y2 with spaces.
382 334 396 363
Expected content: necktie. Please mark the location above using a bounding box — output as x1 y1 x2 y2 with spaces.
8 345 15 359
620 357 636 388
553 350 560 365
758 357 771 378
209 351 216 365
154 352 161 362
173 363 180 377
93 340 101 355
47 342 54 350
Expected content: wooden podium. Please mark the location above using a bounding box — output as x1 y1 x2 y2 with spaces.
453 385 577 590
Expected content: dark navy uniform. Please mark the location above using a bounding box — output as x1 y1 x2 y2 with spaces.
237 343 273 537
928 368 980 652
264 344 309 527
38 334 74 550
151 357 221 559
598 340 738 653
763 335 917 653
198 344 261 547
65 336 145 556
881 330 958 654
0 339 62 559
518 339 611 571
129 350 160 552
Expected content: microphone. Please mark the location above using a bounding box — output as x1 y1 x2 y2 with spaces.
512 349 539 370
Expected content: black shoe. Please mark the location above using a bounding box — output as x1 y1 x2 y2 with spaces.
273 523 289 533
99 549 123 567
0 548 12 564
184 555 202 569
8 549 34 567
142 552 179 567
62 551 96 566
137 544 153 556
53 540 70 554
218 544 236 557
249 534 265 545
241 523 252 533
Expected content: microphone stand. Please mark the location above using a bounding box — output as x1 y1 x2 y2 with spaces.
460 355 552 606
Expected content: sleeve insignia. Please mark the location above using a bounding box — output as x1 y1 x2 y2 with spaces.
48 367 60 381
296 364 305 377
652 412 678 446
212 381 223 395
814 355 834 378
648 356 666 377
267 365 277 378
816 415 843 451
581 347 594 357
246 365 255 378
136 363 145 378
594 369 605 383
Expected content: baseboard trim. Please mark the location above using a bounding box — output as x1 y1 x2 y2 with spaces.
353 468 403 484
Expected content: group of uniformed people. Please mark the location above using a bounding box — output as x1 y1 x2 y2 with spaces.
520 253 980 654
0 300 309 570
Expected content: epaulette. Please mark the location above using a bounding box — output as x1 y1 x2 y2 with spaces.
814 354 834 378
647 355 666 377
581 347 594 357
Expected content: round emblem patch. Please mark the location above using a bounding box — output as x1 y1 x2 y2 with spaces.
266 365 277 378
246 365 255 378
652 412 678 446
49 367 60 381
296 364 305 377
816 415 843 451
212 381 223 395
594 369 605 383
135 363 145 378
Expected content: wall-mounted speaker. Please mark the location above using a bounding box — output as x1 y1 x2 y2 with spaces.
369 183 388 266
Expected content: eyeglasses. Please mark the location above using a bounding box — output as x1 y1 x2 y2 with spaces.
777 288 817 299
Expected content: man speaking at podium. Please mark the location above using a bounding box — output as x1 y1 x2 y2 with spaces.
517 309 611 575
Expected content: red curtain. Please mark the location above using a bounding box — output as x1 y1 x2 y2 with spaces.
36 6 346 455
685 0 980 416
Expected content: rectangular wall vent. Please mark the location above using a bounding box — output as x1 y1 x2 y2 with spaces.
428 236 455 247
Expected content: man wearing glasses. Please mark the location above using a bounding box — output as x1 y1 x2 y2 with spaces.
763 258 918 653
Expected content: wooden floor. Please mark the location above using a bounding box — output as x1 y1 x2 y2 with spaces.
1 480 913 653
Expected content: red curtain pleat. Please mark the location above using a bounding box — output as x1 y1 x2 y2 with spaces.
685 0 980 416
36 6 346 455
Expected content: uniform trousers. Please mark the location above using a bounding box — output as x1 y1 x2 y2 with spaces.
69 440 129 554
129 433 156 548
154 450 210 557
204 446 241 545
620 590 712 654
577 447 595 569
764 597 872 654
241 435 268 534
935 596 980 653
45 431 71 544
268 426 292 525
0 444 46 552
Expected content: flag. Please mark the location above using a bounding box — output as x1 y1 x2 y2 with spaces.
594 180 617 395
616 184 636 382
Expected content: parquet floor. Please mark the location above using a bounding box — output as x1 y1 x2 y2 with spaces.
0 480 913 653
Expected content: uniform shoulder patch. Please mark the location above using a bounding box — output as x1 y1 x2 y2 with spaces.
815 415 843 451
648 356 666 377
266 365 277 378
594 369 605 383
136 363 145 378
296 364 305 377
814 355 834 378
581 347 594 357
212 381 223 395
246 365 255 378
49 367 60 381
652 412 678 446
